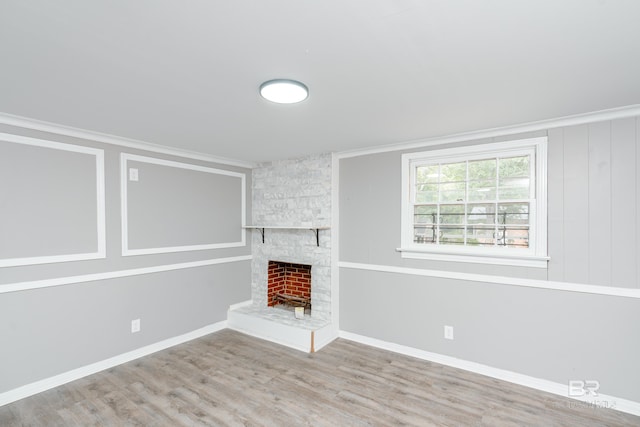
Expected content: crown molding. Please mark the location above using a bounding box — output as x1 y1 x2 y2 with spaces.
337 104 640 159
0 112 256 169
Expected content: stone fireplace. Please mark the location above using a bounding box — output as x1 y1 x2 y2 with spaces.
227 153 336 352
248 153 333 322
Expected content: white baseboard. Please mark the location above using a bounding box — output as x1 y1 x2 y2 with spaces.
338 330 640 417
0 321 227 407
314 325 339 352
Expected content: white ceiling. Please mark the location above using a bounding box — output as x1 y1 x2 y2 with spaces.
1 1 639 163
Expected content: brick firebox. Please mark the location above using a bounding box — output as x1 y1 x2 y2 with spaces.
267 261 311 309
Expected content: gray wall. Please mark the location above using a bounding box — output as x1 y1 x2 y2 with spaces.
0 124 251 394
339 116 640 402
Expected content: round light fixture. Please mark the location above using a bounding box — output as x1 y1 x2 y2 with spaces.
259 79 309 104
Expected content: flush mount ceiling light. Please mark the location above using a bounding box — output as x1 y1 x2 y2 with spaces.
259 79 309 104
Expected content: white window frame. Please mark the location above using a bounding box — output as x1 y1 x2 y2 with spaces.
400 137 548 268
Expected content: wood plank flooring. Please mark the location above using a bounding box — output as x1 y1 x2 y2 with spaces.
0 329 638 426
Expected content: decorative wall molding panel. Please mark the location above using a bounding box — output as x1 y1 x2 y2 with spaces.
121 153 246 256
0 133 105 267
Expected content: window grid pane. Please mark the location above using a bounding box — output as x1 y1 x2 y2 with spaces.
413 154 531 249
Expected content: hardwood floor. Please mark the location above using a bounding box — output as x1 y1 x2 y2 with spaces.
1 329 638 426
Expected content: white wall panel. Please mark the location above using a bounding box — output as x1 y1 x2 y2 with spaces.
637 118 640 288
587 121 612 286
611 118 637 287
547 128 564 281
561 125 589 284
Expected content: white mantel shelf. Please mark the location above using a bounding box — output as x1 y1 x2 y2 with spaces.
243 226 330 246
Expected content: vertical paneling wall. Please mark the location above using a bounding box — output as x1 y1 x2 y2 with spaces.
548 117 639 287
338 114 640 403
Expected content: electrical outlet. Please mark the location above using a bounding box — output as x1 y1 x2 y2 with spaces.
131 318 141 333
444 325 454 340
129 168 139 182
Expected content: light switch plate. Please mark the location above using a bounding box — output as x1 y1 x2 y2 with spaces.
129 168 139 181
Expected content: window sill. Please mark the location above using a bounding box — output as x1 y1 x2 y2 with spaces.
396 248 549 268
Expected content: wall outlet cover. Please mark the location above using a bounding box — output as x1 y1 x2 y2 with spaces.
444 325 454 340
131 318 141 333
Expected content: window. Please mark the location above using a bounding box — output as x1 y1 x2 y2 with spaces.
401 137 548 268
